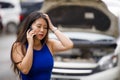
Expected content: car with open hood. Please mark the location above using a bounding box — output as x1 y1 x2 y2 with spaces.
40 0 120 80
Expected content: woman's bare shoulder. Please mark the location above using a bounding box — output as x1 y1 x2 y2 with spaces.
46 39 56 54
47 39 54 46
12 42 25 50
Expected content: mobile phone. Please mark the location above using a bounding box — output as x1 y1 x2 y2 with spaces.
29 26 35 37
29 26 32 31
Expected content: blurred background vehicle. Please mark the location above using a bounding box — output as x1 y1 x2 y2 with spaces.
0 0 44 34
19 0 44 24
17 0 44 34
0 0 21 34
0 15 3 33
40 0 120 80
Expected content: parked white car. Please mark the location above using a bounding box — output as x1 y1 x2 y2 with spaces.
40 0 120 80
0 0 21 33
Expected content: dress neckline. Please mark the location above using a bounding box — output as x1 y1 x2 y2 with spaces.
33 44 46 51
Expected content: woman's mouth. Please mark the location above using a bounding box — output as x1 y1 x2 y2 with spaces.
35 32 45 39
38 33 44 37
38 34 44 38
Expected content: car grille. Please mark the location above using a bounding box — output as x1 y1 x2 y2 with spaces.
52 61 98 76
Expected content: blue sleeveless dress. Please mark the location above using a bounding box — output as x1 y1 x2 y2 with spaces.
20 44 54 80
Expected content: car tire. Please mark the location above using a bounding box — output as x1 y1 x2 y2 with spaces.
0 27 2 33
6 22 17 34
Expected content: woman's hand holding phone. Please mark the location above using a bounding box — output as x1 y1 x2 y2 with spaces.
27 28 36 45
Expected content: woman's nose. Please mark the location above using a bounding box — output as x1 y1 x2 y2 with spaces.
40 27 44 32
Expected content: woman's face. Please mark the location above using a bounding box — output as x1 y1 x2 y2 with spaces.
32 17 48 40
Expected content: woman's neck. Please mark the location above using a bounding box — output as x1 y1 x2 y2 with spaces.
33 39 42 50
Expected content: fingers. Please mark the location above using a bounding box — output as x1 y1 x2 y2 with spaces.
43 13 54 28
43 13 48 17
27 29 36 37
43 13 50 20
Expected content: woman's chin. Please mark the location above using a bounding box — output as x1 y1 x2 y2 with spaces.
35 35 44 40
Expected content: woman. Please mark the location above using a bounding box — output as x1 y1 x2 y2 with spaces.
11 11 73 80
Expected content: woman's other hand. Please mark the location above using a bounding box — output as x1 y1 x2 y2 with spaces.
43 14 56 31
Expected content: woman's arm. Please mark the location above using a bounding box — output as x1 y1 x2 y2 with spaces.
12 42 33 74
45 14 73 53
52 27 73 51
12 30 35 74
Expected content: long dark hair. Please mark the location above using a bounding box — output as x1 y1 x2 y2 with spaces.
10 11 49 79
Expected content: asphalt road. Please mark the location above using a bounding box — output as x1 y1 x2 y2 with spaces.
0 34 18 80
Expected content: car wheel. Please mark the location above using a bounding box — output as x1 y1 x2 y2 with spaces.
6 22 17 34
0 25 3 34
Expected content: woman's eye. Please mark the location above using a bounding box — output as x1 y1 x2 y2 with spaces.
37 26 41 28
44 27 47 29
36 25 47 29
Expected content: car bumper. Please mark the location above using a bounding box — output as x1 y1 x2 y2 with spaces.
51 66 120 80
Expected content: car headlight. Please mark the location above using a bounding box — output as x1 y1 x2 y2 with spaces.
98 54 118 71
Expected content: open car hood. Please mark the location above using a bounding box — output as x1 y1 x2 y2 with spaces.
40 0 119 38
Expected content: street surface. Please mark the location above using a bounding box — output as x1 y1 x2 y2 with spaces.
0 34 18 80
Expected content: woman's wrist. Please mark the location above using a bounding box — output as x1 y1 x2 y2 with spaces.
51 27 58 33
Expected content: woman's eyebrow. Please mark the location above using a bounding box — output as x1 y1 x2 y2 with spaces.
36 24 47 27
36 23 42 26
